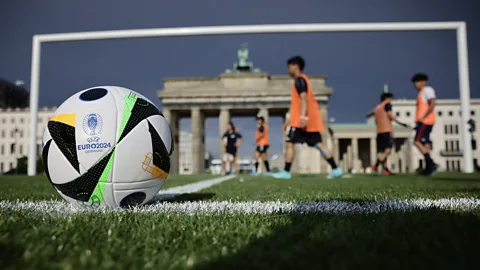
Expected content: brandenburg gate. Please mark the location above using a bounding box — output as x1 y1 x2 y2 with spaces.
158 45 333 174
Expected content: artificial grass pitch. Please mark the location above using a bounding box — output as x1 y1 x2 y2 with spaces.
1 173 480 270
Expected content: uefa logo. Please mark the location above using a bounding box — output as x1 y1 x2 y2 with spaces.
82 113 103 136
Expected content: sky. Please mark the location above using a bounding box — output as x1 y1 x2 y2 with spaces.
1 0 479 158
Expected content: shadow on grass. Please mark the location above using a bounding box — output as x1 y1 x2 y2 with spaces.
195 209 480 270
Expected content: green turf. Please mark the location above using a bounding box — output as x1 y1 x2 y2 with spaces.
205 173 480 201
0 174 213 201
1 173 480 269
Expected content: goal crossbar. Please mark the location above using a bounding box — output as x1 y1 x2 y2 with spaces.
28 21 473 175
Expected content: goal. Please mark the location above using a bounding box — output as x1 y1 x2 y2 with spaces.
27 22 473 175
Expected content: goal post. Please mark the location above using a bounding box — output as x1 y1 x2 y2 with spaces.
28 21 473 175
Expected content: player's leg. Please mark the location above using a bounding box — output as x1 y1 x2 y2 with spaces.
413 123 435 175
223 153 232 174
423 125 439 175
272 128 297 179
373 132 393 175
251 150 260 176
313 137 343 179
261 147 271 174
233 153 239 175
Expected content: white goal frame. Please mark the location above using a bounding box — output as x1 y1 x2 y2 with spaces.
28 22 473 175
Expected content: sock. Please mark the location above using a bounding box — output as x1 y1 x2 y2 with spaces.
375 159 381 167
327 158 338 169
264 160 270 172
424 153 434 168
255 162 259 172
285 162 292 172
226 164 231 173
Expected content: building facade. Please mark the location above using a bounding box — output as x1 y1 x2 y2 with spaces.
0 107 54 173
1 99 478 174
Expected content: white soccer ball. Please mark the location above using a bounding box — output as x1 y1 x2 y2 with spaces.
41 86 173 208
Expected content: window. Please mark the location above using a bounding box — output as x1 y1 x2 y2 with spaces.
0 163 3 173
0 145 3 155
10 143 15 154
446 160 450 171
438 111 443 116
449 125 453 134
472 139 477 150
455 140 460 151
445 141 449 151
455 125 459 135
456 160 461 172
396 112 400 117
444 125 448 135
471 110 476 116
1 118 5 123
20 118 24 123
406 111 411 117
19 130 23 138
1 130 4 138
448 111 453 116
450 141 454 152
11 118 15 123
19 144 23 155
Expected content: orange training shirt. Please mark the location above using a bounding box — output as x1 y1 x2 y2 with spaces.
416 88 436 125
374 100 393 134
255 123 269 146
290 74 324 132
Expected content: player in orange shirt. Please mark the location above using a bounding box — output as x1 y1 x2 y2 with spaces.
272 56 342 179
250 116 271 176
371 92 409 176
411 73 439 176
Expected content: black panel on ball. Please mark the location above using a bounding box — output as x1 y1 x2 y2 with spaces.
147 120 171 173
42 139 53 183
79 88 108 101
48 121 80 173
119 192 147 208
53 151 113 202
117 97 162 143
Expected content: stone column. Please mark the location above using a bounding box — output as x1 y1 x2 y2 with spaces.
352 138 359 161
191 107 205 174
219 107 230 157
334 138 340 163
391 144 398 173
370 137 377 166
400 143 407 173
162 108 179 174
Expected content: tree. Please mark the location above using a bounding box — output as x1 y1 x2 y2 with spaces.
0 79 29 109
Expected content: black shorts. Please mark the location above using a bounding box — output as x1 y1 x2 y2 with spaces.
376 132 393 152
226 147 237 156
256 145 269 153
415 122 433 144
286 127 322 147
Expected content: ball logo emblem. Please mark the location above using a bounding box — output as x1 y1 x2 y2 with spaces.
82 113 103 136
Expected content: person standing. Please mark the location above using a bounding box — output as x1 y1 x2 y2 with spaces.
372 92 409 175
272 56 342 179
251 116 271 176
222 122 243 175
411 73 440 176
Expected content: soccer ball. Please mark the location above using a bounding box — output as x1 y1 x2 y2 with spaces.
41 86 173 208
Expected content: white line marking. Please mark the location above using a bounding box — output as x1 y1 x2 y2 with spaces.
154 174 236 201
1 198 479 215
